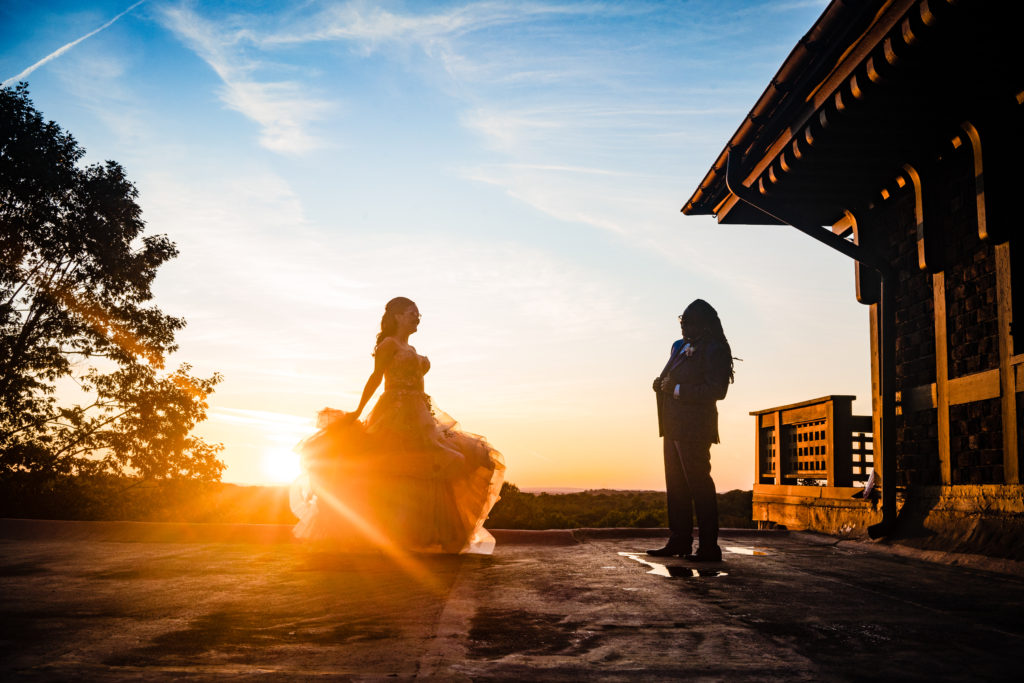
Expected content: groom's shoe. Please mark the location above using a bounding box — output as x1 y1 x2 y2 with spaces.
646 544 690 558
685 545 723 562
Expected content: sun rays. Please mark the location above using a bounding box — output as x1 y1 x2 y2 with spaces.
300 484 452 595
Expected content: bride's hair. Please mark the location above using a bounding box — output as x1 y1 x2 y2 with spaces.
375 296 416 348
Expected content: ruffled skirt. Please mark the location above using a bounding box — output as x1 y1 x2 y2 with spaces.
290 390 505 554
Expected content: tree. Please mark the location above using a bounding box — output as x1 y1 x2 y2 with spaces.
1 83 224 483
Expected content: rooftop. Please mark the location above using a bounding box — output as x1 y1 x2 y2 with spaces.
2 520 1022 680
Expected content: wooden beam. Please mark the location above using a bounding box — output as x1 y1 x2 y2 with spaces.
781 404 829 424
896 369 1010 410
933 272 951 484
947 369 1000 404
958 122 990 241
842 209 881 305
904 161 945 273
901 382 937 412
996 242 1019 483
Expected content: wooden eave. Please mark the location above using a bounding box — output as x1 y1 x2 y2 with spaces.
682 0 1024 227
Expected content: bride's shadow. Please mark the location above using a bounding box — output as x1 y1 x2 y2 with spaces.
296 546 496 597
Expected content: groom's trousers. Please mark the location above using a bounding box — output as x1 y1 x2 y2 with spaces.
663 438 719 551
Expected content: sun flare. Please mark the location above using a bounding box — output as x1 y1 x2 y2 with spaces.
261 447 302 484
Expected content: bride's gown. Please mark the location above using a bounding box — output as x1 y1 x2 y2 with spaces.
290 344 505 554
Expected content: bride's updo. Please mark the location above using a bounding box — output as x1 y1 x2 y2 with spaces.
375 296 416 347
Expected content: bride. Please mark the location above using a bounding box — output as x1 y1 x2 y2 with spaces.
290 297 505 554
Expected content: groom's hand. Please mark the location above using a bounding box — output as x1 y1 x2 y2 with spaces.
652 377 662 392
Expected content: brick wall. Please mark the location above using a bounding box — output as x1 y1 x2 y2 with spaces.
941 155 1003 484
880 191 940 485
877 157 1004 486
949 399 1004 483
943 156 1000 378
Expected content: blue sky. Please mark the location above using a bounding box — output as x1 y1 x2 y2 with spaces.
1 0 869 491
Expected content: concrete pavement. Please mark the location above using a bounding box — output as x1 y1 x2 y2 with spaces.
1 520 1022 681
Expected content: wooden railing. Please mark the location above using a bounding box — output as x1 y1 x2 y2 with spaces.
751 395 873 487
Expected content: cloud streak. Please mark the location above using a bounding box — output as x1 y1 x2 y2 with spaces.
259 2 602 49
158 3 334 154
2 0 147 89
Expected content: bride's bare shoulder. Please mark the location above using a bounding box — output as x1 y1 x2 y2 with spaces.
374 336 396 353
375 336 408 358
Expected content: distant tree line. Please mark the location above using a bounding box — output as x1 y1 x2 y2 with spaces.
1 84 223 513
484 483 755 530
0 477 755 529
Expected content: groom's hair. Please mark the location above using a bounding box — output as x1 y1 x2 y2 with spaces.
682 299 734 383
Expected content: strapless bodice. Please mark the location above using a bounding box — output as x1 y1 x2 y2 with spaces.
384 345 429 392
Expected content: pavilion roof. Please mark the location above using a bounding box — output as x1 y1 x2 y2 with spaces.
682 0 1023 228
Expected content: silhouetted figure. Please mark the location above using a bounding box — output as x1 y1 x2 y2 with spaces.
290 297 505 554
648 299 734 562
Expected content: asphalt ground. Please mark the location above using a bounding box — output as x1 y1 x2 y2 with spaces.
1 520 1022 681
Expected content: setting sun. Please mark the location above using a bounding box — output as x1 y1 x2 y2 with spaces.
261 447 302 485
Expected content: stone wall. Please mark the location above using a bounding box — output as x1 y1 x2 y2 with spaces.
893 485 1024 561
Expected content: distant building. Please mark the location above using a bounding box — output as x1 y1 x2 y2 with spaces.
683 0 1023 553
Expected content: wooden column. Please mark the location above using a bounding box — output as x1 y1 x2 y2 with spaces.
773 410 785 485
831 396 853 486
933 272 952 484
995 242 1019 483
869 303 882 481
754 414 763 486
825 399 836 486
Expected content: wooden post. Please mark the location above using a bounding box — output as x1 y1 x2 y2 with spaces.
995 242 1019 483
753 411 761 485
933 272 952 484
869 303 882 481
831 396 853 486
774 410 784 485
825 398 836 486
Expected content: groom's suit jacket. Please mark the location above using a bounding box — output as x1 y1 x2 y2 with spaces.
656 337 731 444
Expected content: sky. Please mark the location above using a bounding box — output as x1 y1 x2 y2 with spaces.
1 0 872 492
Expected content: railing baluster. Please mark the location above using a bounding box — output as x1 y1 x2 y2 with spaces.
751 396 873 487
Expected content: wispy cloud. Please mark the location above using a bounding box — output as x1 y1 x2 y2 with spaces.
158 3 334 154
2 0 147 89
259 1 602 49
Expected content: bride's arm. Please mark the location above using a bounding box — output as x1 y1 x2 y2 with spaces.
350 338 397 419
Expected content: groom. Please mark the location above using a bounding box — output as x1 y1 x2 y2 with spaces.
649 299 733 562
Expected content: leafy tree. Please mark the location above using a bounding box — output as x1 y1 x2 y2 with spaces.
1 83 223 483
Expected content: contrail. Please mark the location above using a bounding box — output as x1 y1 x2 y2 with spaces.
2 0 147 89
